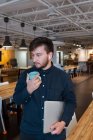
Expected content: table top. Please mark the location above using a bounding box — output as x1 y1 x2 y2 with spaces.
0 82 16 100
19 66 31 70
64 65 79 71
66 101 93 140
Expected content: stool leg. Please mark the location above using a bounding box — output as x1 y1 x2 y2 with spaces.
0 113 7 134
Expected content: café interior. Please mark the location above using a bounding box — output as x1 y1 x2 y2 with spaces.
0 0 93 140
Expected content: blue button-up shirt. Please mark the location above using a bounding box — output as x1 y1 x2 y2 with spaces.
13 65 76 134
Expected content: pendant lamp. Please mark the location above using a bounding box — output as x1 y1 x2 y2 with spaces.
20 22 27 49
3 17 12 48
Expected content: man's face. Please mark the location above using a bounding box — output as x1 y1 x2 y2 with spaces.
31 45 52 69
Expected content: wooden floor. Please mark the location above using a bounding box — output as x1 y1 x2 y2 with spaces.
0 74 93 140
74 74 93 121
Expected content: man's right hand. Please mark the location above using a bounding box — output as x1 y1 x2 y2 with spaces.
26 74 42 94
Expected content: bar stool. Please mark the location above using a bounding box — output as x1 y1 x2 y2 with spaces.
0 97 7 134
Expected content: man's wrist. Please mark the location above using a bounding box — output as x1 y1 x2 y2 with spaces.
27 87 33 95
60 121 66 128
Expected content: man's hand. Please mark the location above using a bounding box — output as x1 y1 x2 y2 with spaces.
50 121 66 135
26 74 42 94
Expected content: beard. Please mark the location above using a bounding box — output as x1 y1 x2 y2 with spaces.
34 58 49 69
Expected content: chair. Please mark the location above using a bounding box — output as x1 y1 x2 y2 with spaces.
0 97 7 134
66 112 77 137
9 58 18 67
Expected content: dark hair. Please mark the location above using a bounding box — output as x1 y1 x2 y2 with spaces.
29 37 54 53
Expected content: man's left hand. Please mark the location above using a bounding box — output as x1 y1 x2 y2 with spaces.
50 121 66 135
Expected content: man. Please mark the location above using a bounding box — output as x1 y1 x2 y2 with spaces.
13 37 76 140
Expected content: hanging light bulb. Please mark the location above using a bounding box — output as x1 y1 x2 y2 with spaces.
3 17 12 48
20 22 27 49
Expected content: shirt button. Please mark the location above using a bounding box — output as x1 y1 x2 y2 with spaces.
42 85 45 87
25 100 27 103
43 74 45 76
42 107 44 109
42 118 44 121
42 96 44 98
30 96 31 98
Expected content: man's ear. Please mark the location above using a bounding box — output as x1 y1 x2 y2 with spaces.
48 52 53 60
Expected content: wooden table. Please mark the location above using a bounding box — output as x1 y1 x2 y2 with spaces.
0 82 16 100
66 101 93 140
64 65 78 71
0 82 22 125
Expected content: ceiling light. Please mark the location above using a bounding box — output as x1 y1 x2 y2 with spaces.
20 22 27 49
20 39 27 50
3 17 12 48
3 36 12 48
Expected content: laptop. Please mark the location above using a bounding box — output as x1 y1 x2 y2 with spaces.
43 101 65 133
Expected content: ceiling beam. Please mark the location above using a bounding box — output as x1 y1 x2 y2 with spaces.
67 0 89 20
11 0 93 17
49 30 93 38
0 0 22 8
37 0 89 32
30 10 93 24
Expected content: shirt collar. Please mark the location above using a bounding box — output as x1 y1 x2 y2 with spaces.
34 64 54 74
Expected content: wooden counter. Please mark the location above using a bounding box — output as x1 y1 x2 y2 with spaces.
66 101 93 140
0 82 16 100
64 65 79 71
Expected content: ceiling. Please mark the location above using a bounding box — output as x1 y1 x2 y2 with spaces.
0 0 93 47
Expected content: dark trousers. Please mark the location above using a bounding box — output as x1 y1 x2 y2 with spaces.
20 130 66 140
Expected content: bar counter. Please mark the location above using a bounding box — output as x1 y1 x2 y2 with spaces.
66 101 93 140
0 82 16 100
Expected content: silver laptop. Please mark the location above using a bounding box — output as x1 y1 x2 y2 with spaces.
43 101 65 133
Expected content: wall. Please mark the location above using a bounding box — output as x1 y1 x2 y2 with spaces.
57 51 63 65
0 48 15 66
27 50 33 66
87 49 93 59
52 41 64 64
15 50 27 67
78 49 87 62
